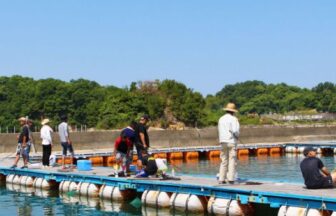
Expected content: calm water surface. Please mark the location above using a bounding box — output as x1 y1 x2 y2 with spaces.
1 154 335 215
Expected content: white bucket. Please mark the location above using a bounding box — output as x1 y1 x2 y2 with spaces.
170 193 205 212
278 206 328 216
142 190 171 208
59 181 77 193
77 182 99 197
98 185 123 201
155 159 168 173
207 197 254 216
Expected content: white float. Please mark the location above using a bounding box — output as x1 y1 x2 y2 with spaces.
33 177 53 189
78 195 99 208
297 147 305 153
60 193 80 204
141 190 171 208
100 198 123 213
19 176 34 187
285 146 295 153
6 174 15 184
19 185 35 194
170 193 205 212
59 181 78 193
207 197 254 216
141 206 171 216
77 182 99 197
99 184 123 201
278 206 329 216
34 188 51 198
12 175 21 185
316 148 322 154
6 182 20 192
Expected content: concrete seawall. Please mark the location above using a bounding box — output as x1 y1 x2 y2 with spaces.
0 125 335 153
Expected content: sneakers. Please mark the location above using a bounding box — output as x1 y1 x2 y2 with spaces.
218 181 226 185
20 165 28 169
10 165 17 169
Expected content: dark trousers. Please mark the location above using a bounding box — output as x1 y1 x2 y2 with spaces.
42 145 52 166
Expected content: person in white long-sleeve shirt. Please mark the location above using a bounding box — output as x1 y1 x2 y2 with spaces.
40 118 53 167
218 103 240 184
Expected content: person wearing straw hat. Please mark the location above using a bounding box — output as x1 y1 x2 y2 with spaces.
10 117 30 169
40 118 53 168
218 103 240 184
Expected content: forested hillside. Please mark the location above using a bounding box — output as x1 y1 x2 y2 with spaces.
0 76 335 129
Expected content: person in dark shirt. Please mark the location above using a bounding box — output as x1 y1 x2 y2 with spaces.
10 117 30 169
136 151 158 178
300 147 336 189
121 121 137 164
135 115 150 170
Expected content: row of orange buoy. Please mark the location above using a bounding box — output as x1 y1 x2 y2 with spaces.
56 148 287 166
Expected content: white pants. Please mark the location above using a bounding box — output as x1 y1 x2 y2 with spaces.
218 142 237 182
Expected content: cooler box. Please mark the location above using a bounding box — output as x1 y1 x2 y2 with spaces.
77 160 92 171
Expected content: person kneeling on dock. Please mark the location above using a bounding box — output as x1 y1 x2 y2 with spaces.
135 151 169 178
300 147 336 189
136 151 158 178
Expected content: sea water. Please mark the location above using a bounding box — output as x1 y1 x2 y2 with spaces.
0 154 335 215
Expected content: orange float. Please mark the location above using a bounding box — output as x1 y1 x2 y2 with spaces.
207 150 220 158
89 156 104 165
168 152 183 160
154 153 167 159
238 149 249 156
238 154 249 161
56 158 73 165
107 156 116 164
256 148 269 155
184 152 199 160
269 147 282 154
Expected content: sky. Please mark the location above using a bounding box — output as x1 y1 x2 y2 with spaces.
0 1 335 95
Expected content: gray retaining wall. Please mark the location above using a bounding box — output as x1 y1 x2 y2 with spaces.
0 125 335 153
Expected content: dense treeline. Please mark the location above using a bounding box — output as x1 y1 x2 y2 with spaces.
0 76 335 129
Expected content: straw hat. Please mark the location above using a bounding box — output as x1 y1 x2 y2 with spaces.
223 103 238 113
18 117 27 122
41 118 50 125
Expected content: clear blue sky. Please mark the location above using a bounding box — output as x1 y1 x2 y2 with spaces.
0 1 335 95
